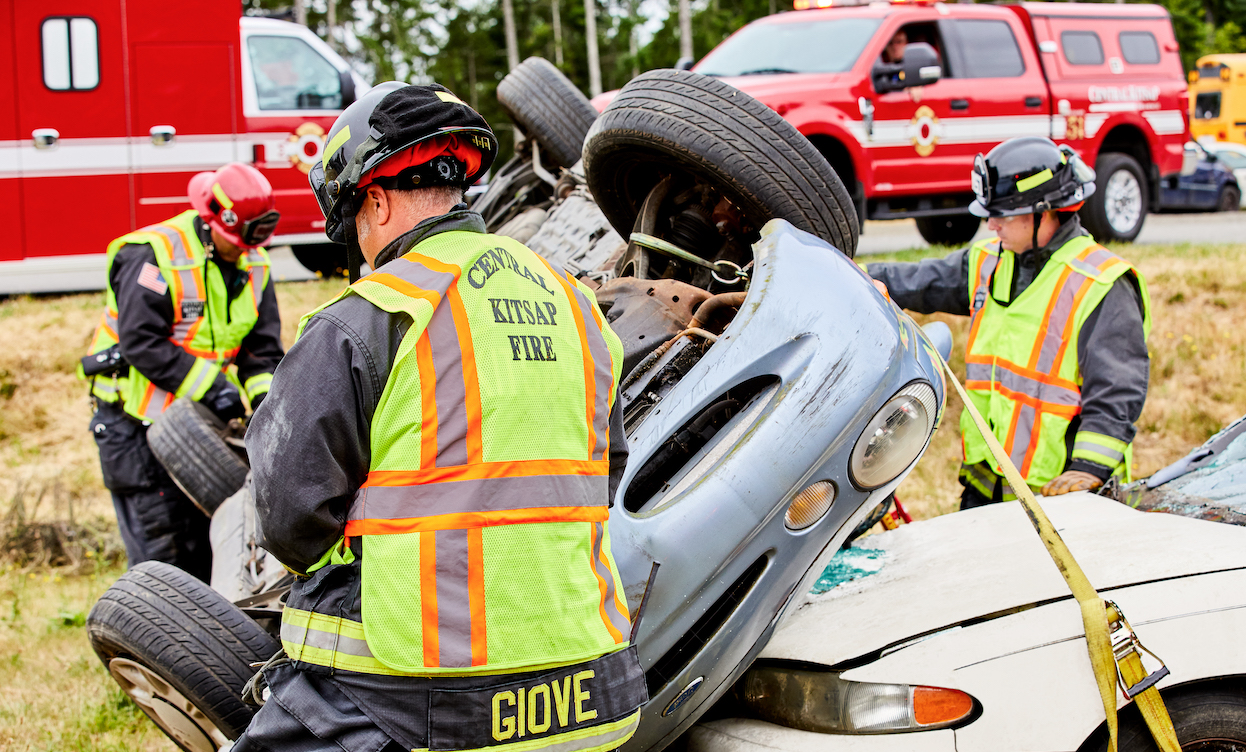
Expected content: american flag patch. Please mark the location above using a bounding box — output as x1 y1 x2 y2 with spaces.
137 262 168 295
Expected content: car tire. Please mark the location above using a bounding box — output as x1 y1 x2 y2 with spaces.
291 243 347 277
915 214 981 247
582 69 859 258
497 57 598 169
147 398 249 517
1080 153 1147 243
1218 185 1240 212
86 561 281 751
1105 686 1246 752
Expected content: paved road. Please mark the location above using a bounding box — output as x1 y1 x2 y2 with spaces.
856 211 1246 256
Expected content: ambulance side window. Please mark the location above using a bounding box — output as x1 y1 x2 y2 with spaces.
954 20 1024 78
247 36 342 110
1061 31 1104 66
41 17 99 91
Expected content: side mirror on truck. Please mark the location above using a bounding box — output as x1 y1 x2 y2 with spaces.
872 42 942 95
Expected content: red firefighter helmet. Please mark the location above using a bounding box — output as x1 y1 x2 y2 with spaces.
188 163 281 249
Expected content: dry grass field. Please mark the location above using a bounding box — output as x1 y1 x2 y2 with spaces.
0 240 1243 748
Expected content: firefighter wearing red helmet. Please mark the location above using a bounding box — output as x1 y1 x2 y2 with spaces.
867 137 1152 508
80 162 285 582
236 82 646 752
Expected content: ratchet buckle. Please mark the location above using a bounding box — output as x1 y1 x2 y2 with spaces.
1106 600 1170 700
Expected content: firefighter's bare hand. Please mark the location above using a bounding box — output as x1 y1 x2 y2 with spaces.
1041 470 1103 496
871 279 890 300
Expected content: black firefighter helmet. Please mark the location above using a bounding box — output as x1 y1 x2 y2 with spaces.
308 81 498 272
969 136 1096 218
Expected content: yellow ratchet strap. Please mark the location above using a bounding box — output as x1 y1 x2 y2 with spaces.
935 350 1179 752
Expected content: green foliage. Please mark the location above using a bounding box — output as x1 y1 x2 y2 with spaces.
1157 0 1246 70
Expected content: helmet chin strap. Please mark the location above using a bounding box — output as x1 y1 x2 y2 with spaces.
343 213 363 283
1031 213 1040 254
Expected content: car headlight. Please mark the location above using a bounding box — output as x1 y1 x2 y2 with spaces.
850 382 936 489
736 665 976 734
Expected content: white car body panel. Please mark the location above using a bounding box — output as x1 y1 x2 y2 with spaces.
686 495 1246 751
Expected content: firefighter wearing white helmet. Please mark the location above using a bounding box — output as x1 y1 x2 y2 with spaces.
868 137 1152 507
236 82 646 752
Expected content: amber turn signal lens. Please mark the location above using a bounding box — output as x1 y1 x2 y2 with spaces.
785 481 836 530
913 686 975 727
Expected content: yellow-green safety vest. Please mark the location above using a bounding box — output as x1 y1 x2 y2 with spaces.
281 231 634 687
82 210 272 422
960 233 1152 492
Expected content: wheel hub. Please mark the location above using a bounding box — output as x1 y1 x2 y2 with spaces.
1104 169 1142 234
109 657 230 752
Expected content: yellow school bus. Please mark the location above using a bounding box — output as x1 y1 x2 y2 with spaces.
1190 53 1246 145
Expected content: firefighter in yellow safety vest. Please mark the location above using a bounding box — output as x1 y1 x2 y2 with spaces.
868 137 1152 508
81 163 283 581
237 83 646 752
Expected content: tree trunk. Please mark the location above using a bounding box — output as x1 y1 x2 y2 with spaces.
503 0 520 71
678 0 693 63
326 0 336 49
552 0 564 67
585 0 602 96
294 0 307 26
468 48 478 111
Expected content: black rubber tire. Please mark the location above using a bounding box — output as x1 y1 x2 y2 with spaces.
1218 185 1240 212
87 561 281 748
582 69 859 257
1080 152 1147 243
1103 687 1246 751
915 214 981 247
147 398 249 517
291 242 348 277
497 57 598 168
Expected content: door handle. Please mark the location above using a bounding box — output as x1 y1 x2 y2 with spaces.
950 99 969 111
150 125 176 146
1025 96 1043 107
32 128 59 149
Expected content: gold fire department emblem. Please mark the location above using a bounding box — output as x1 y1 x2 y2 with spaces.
288 122 327 174
909 105 939 157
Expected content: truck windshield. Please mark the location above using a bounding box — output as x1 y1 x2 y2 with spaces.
248 36 342 110
696 17 883 76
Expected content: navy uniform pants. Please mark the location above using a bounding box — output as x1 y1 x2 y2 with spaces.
91 401 211 582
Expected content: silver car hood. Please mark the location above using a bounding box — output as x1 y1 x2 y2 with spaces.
763 493 1246 668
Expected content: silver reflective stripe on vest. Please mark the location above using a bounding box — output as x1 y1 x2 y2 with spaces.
963 362 1081 407
145 223 195 265
383 254 469 465
428 302 471 466
566 282 616 461
281 618 377 659
350 474 608 522
248 265 264 309
1008 403 1037 470
434 528 476 668
141 386 174 421
591 522 630 639
1033 262 1101 374
531 713 640 752
1073 441 1125 464
972 244 1000 317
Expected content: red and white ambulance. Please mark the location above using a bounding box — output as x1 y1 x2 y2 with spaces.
616 0 1190 247
0 0 366 294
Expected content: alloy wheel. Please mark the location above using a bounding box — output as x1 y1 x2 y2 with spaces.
109 657 230 752
1105 169 1143 235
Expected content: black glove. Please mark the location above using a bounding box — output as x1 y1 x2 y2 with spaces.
206 385 246 423
249 391 267 414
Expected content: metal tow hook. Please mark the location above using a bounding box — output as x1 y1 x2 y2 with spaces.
629 232 749 285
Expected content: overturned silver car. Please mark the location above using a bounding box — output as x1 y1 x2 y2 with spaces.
86 62 948 752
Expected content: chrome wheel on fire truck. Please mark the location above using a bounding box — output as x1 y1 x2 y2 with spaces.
1080 153 1147 243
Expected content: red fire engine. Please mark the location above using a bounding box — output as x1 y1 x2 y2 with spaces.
603 0 1189 247
0 0 365 294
